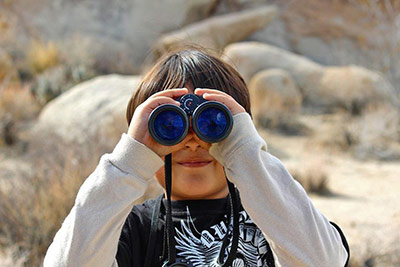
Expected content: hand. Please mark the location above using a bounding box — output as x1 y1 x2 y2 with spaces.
194 88 246 115
127 88 189 157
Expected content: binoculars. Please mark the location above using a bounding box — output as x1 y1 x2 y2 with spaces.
148 94 233 146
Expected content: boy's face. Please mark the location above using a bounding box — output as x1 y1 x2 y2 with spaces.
153 128 228 200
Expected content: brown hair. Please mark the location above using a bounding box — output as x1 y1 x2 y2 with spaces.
126 48 251 125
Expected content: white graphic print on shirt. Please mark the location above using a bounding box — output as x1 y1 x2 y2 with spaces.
174 209 270 267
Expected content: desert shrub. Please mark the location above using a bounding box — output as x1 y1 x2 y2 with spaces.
0 49 19 86
27 41 60 75
347 104 400 161
257 113 312 136
0 86 40 121
30 64 97 106
0 86 40 147
289 160 331 195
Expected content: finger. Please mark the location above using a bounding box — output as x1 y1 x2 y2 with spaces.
201 93 232 105
194 88 227 97
150 88 188 99
144 96 181 110
200 92 246 115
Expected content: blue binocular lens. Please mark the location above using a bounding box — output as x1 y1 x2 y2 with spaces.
148 94 233 146
153 110 187 142
148 105 189 146
193 105 229 143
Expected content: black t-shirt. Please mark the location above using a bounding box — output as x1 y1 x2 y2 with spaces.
116 195 275 266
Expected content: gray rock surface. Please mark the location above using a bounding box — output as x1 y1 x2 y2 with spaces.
248 17 292 51
4 0 218 73
319 65 396 113
34 74 140 145
154 6 277 56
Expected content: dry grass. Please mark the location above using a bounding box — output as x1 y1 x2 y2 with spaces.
289 160 331 195
0 85 40 121
27 40 60 75
0 130 113 266
292 169 330 195
0 159 84 265
0 50 18 85
0 85 40 147
347 104 400 160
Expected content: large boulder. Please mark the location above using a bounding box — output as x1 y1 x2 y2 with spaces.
3 0 219 74
154 6 277 57
223 42 397 113
248 68 302 118
319 65 396 114
248 68 307 135
33 74 139 145
222 42 324 92
30 74 164 200
248 0 399 88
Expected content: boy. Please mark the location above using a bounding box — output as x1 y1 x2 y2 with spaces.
44 48 349 266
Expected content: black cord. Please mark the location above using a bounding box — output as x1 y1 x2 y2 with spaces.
217 181 240 266
164 153 176 264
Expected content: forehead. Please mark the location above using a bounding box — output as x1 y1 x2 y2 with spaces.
184 82 195 94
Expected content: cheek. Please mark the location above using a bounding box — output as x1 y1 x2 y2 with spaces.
154 167 165 188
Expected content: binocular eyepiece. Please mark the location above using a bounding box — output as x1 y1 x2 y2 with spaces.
148 94 233 146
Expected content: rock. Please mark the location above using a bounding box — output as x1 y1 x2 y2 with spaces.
247 0 400 90
222 42 324 89
154 6 277 57
223 42 397 114
319 65 396 114
30 74 163 200
248 68 307 135
33 74 139 145
3 0 218 74
248 68 302 118
248 16 292 51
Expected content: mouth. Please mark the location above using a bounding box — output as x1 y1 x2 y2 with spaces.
177 160 213 168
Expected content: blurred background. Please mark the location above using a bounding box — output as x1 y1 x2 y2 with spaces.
0 0 399 266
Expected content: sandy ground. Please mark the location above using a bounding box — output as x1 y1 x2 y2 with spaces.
259 114 400 266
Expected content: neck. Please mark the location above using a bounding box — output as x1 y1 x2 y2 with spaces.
168 186 229 201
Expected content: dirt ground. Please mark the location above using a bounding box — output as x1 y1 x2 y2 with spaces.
259 114 400 266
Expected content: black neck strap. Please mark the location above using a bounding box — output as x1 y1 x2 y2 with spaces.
217 181 240 266
154 153 240 267
164 153 176 264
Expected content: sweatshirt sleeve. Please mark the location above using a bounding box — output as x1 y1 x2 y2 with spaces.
43 133 164 267
209 113 348 267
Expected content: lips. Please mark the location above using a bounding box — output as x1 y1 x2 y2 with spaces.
177 159 213 167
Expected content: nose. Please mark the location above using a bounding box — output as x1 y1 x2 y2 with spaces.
184 128 201 151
